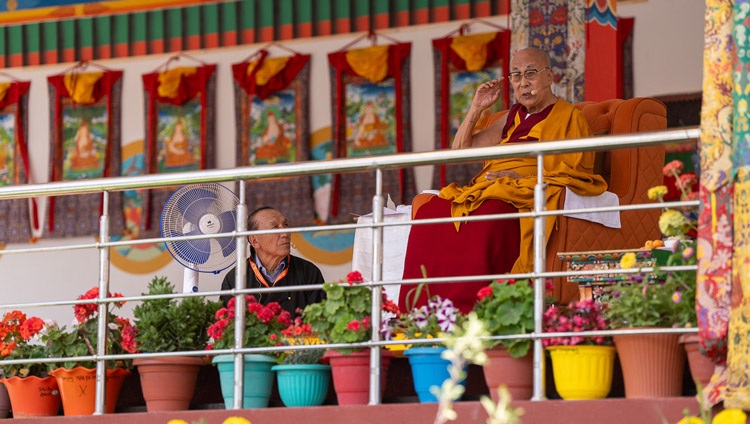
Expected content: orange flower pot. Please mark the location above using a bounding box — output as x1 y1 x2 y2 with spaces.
49 367 129 416
2 376 61 417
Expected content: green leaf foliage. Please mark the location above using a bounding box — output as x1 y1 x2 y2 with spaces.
302 278 373 354
472 279 535 358
133 276 222 353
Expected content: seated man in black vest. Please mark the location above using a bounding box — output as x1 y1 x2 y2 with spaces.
220 206 325 316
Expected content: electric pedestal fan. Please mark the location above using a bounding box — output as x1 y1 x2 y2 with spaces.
161 183 240 293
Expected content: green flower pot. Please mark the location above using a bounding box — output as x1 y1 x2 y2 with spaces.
272 363 331 407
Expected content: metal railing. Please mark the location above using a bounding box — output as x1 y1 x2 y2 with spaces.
0 126 701 412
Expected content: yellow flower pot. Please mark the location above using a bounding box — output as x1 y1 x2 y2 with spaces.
547 345 615 400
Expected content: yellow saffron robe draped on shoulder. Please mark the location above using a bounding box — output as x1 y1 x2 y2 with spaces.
439 99 608 274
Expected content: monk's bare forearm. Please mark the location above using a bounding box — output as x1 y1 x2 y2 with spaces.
451 107 486 149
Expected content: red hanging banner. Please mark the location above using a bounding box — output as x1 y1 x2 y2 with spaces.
141 61 217 234
327 39 416 222
47 65 125 238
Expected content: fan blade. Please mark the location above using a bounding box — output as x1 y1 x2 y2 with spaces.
170 228 211 265
176 187 219 225
216 210 238 258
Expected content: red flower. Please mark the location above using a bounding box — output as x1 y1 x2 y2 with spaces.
346 271 364 285
346 320 361 332
382 297 399 314
257 307 276 324
19 317 44 341
663 160 684 176
477 286 493 301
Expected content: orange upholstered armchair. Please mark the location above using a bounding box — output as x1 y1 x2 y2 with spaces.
412 97 667 304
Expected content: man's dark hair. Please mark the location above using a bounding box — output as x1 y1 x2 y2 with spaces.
248 206 276 231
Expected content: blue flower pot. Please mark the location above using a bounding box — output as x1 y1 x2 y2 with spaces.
404 346 462 403
212 354 277 408
271 364 331 407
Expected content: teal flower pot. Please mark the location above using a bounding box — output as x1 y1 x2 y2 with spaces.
404 346 462 403
213 354 277 408
271 364 331 407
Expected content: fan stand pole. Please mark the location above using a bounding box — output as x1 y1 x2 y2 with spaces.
183 267 199 293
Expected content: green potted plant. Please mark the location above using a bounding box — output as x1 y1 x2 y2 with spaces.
603 159 699 398
0 310 61 417
471 278 553 402
132 276 222 412
301 270 397 405
206 294 292 408
543 299 615 400
44 286 137 416
390 283 463 403
271 317 331 407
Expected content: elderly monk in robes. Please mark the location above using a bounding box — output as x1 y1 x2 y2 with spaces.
400 47 607 313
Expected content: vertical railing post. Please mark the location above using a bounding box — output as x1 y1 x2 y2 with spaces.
531 154 547 401
94 191 110 414
369 169 384 405
233 182 248 409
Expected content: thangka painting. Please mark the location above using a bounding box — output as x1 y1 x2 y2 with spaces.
0 80 38 243
232 51 316 227
141 62 216 237
432 30 511 188
327 41 417 224
47 67 124 238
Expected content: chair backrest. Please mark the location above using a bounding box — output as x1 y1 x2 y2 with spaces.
484 98 668 197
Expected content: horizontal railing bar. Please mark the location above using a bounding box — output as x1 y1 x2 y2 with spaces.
0 197 699 258
0 326 698 369
0 128 699 201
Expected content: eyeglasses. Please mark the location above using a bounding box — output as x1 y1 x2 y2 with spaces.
507 67 549 83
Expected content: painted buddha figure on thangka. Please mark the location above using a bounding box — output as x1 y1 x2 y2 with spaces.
353 101 387 149
69 121 100 171
163 118 195 169
254 110 292 164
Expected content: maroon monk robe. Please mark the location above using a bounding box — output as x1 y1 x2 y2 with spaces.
399 195 521 314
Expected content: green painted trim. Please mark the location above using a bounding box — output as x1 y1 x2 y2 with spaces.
203 3 219 34
0 28 5 58
185 6 201 37
8 26 22 55
334 0 351 20
296 0 313 24
61 19 75 50
394 0 410 13
239 0 255 32
166 8 183 39
113 13 129 45
316 0 332 20
0 0 506 68
354 0 369 18
221 2 238 32
373 0 389 14
95 16 112 45
258 0 275 28
132 12 146 42
25 23 41 54
149 10 164 39
280 0 293 26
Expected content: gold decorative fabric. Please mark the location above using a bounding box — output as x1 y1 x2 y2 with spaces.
63 71 103 104
247 56 290 86
345 45 390 83
450 32 497 71
157 66 197 99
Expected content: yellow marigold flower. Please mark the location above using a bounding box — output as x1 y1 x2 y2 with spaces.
167 421 189 424
658 209 690 236
647 185 668 201
712 408 747 424
223 418 252 424
620 252 637 269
